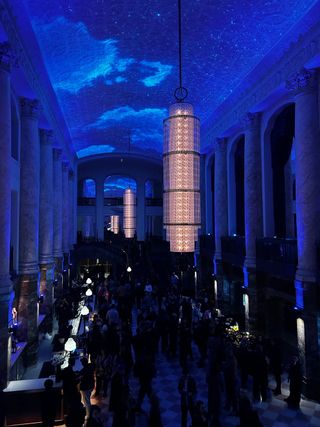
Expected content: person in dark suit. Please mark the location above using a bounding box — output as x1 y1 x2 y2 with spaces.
178 366 197 427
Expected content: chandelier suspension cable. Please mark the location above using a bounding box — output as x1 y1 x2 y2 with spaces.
178 0 182 89
175 0 188 102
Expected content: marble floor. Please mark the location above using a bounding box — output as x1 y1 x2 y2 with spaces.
22 312 320 427
95 347 320 427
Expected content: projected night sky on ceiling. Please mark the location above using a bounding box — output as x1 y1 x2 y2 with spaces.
24 0 317 158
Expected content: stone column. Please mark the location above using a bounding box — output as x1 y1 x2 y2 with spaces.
137 179 145 241
96 178 104 240
62 161 70 260
243 112 262 267
17 97 40 365
287 68 320 400
243 113 263 333
53 148 63 279
68 169 75 249
0 43 14 387
213 138 228 308
39 129 54 314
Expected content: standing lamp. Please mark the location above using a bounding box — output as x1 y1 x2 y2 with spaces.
81 305 90 334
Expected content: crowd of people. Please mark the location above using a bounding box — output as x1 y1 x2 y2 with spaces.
50 271 304 427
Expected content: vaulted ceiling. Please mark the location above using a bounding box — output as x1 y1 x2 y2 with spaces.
23 0 318 158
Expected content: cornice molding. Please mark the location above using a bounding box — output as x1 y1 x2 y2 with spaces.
0 0 75 161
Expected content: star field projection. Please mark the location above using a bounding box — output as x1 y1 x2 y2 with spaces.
24 0 317 157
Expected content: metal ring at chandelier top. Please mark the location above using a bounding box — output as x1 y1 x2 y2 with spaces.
174 86 188 102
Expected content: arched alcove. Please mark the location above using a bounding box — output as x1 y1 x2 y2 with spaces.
229 135 245 236
145 180 154 198
263 103 296 238
82 178 96 198
267 104 295 237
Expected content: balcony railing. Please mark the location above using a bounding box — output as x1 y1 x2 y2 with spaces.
146 197 162 207
78 197 96 206
256 237 297 279
104 197 123 206
221 236 245 266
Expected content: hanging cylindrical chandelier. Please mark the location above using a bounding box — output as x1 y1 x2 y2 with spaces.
110 215 119 234
123 188 136 238
163 103 200 252
163 0 201 253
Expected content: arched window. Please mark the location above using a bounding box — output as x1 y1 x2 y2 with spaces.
145 180 154 198
270 104 295 238
104 175 137 198
82 178 96 198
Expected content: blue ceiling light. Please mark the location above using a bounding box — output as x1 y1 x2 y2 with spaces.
23 0 318 156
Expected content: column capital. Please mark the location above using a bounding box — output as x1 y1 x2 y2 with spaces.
214 137 228 152
39 129 54 145
20 97 40 119
242 112 261 130
53 148 62 161
0 42 16 72
286 68 318 95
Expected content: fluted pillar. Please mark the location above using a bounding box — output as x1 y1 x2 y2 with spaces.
243 113 262 267
68 169 75 249
287 69 320 281
0 43 14 386
287 68 320 400
62 161 70 258
17 97 40 364
242 113 263 332
137 180 145 241
96 178 104 240
39 129 54 313
53 148 63 280
213 138 228 308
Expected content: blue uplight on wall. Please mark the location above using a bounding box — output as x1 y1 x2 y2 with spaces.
24 0 318 157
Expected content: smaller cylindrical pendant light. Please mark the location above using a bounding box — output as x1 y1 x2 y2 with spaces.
110 215 119 234
123 188 136 238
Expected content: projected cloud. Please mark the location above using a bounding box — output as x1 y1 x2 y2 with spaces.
104 176 137 197
140 61 173 87
87 106 167 130
24 0 318 157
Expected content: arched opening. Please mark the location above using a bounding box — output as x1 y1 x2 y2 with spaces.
77 178 96 242
103 175 137 238
145 180 154 198
82 178 96 198
211 155 215 234
233 136 245 236
104 175 137 198
144 179 162 237
270 104 295 238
